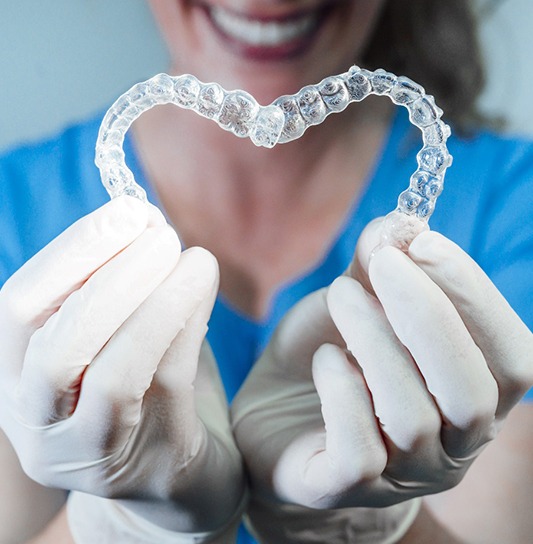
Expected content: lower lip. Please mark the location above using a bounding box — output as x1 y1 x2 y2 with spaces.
203 6 332 62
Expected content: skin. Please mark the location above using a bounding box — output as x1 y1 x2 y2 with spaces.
4 0 532 541
134 0 391 318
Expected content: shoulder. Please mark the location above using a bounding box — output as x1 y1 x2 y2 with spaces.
387 114 533 335
446 128 533 198
0 113 103 195
387 112 533 254
0 113 109 286
434 128 533 348
426 127 533 254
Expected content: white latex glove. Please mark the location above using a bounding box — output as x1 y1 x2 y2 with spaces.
232 218 533 543
0 196 245 542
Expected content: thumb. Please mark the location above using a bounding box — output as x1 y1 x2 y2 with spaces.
148 247 220 444
152 246 219 394
347 217 384 292
348 213 429 291
268 289 343 381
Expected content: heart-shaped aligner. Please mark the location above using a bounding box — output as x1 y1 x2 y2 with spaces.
95 66 452 248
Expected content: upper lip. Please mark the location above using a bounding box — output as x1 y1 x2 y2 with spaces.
197 1 331 23
196 1 336 60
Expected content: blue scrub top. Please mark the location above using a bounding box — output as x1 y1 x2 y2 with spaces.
1 107 532 543
1 107 532 402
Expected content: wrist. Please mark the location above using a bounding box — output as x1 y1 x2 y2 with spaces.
66 490 247 544
245 495 421 544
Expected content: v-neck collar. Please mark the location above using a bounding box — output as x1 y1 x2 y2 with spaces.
124 107 409 335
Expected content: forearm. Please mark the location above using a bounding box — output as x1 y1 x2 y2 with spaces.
27 497 463 544
398 504 466 544
26 507 74 544
0 430 67 543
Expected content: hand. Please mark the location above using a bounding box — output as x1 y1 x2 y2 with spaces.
0 196 244 539
231 218 533 542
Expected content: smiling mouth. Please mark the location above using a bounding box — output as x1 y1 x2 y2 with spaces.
204 4 332 60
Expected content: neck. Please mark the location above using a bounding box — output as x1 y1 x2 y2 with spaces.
131 97 392 318
133 96 390 206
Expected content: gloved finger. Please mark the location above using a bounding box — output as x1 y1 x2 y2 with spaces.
348 214 429 288
145 202 168 225
16 225 181 426
0 196 156 386
268 288 343 381
347 217 384 292
146 247 220 448
369 246 499 459
327 277 443 468
73 246 215 452
195 343 234 443
296 343 386 508
409 231 533 417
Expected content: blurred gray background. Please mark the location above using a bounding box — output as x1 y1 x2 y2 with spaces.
1 0 532 152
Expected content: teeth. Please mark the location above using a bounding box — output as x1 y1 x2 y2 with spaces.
211 7 316 47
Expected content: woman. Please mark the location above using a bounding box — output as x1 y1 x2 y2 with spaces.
0 0 532 542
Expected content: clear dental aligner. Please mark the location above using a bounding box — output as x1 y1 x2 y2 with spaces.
95 66 452 248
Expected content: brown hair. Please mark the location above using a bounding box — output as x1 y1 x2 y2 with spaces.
363 0 494 134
